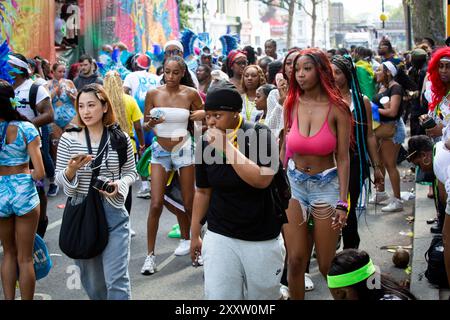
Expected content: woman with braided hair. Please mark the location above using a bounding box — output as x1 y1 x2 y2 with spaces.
331 55 382 249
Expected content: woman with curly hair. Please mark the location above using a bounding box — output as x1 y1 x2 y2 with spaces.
240 65 266 123
282 48 352 299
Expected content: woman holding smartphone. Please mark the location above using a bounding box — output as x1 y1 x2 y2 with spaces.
55 84 137 300
141 56 203 275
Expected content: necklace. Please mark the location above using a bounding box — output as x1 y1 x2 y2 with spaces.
245 95 256 121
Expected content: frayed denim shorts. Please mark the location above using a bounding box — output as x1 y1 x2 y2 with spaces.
287 159 340 221
151 138 194 172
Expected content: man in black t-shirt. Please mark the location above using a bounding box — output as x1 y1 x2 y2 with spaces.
190 81 286 300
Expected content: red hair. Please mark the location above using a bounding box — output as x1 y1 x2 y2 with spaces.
282 48 302 81
428 47 450 111
284 48 353 139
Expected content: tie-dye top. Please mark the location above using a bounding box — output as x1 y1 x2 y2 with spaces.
0 121 39 166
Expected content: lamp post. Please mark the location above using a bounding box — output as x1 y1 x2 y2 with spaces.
201 0 206 33
382 0 385 29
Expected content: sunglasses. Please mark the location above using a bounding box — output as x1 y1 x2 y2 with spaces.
166 49 182 56
234 60 248 67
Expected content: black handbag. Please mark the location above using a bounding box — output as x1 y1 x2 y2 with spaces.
59 128 109 259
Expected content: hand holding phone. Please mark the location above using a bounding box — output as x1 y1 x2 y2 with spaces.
71 153 89 161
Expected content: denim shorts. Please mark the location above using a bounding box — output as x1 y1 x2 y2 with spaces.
0 174 40 217
287 159 340 221
382 118 406 145
151 138 194 172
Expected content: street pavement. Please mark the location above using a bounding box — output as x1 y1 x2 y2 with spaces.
0 164 416 300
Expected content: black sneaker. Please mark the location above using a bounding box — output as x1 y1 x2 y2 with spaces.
47 183 59 197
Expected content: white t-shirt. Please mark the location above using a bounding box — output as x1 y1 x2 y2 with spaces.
123 71 160 112
14 79 51 121
434 141 450 195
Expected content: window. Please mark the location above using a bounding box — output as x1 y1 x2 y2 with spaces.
217 0 225 14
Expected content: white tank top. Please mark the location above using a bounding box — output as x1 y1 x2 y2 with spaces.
150 107 190 138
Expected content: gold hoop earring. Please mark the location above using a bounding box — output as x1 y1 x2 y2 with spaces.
422 156 432 166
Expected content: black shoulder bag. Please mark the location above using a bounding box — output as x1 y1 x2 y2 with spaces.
59 127 109 259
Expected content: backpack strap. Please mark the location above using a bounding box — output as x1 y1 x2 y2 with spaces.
29 83 40 117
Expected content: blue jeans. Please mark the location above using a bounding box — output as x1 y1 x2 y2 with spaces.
72 195 131 300
40 125 55 179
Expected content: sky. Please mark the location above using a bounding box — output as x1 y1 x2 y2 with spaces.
331 0 403 22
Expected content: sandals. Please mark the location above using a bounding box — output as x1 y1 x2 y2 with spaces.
305 273 315 291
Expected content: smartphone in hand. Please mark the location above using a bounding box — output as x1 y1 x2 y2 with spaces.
71 153 88 161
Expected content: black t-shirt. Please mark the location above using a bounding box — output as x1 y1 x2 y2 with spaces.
373 84 404 122
195 121 286 241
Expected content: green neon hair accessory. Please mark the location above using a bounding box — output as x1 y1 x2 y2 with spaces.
327 259 376 289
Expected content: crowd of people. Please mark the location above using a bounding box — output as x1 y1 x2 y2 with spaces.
1 33 450 301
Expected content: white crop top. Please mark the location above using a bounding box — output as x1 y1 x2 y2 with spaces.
150 107 190 138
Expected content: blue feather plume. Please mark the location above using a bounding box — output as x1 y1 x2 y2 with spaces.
198 32 212 51
0 40 15 84
180 29 198 59
219 34 239 57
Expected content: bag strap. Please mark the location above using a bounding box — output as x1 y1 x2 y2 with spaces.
85 127 109 178
29 83 40 117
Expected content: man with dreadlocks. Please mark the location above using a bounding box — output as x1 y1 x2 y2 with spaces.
331 55 382 249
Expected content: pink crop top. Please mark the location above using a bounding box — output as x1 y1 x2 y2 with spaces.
286 105 337 157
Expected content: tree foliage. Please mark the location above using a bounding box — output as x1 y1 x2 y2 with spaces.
177 0 194 31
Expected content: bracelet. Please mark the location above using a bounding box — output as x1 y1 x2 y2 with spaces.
336 205 348 212
336 200 349 209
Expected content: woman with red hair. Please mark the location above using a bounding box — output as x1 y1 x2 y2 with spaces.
422 47 450 142
282 48 352 299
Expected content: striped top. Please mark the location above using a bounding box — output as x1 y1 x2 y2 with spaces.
55 128 137 209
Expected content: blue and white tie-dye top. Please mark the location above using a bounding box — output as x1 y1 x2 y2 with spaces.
0 121 39 166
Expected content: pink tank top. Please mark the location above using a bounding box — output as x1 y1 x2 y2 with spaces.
286 105 337 157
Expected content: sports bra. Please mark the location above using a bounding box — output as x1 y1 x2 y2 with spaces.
150 107 190 138
286 105 337 157
0 121 39 166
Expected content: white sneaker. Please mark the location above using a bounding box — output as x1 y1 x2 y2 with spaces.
369 191 390 204
381 198 404 212
305 273 315 291
280 285 290 300
141 254 156 275
137 187 150 199
174 239 191 256
130 228 136 238
197 254 204 266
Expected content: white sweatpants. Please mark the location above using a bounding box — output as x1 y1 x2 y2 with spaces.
202 230 286 300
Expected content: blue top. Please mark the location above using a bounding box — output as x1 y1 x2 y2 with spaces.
0 121 39 166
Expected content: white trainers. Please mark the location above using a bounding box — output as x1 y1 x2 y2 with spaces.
280 285 290 300
137 187 151 199
141 254 156 275
174 239 191 256
369 191 390 204
130 228 136 238
305 273 315 291
381 198 404 212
